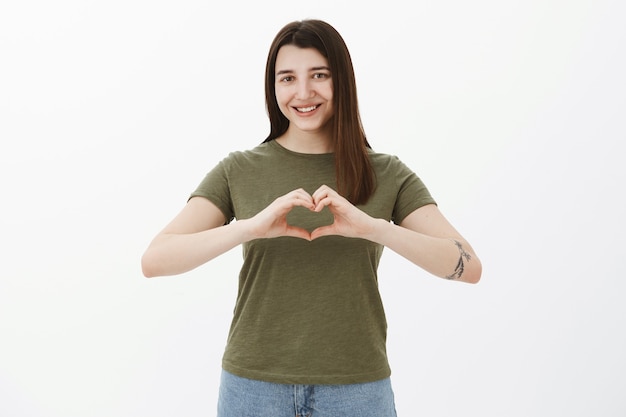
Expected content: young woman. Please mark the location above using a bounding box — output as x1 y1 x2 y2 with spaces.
142 19 481 417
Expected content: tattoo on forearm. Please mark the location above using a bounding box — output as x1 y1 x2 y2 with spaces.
445 240 472 280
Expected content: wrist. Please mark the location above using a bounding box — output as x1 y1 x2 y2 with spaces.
362 217 391 243
230 218 257 243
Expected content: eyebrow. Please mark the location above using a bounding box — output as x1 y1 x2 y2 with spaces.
276 66 331 76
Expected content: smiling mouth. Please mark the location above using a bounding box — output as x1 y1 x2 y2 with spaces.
295 105 320 113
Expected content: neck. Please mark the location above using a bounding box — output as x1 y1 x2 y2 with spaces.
276 127 334 154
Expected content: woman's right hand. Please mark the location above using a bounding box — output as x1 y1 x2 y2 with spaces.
244 188 315 241
141 189 315 277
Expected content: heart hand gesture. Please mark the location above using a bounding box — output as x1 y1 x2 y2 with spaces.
245 185 377 242
309 185 377 240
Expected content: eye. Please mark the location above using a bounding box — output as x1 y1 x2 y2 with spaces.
313 72 330 80
278 75 294 83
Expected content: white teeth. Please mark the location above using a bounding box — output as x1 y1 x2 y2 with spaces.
296 105 318 113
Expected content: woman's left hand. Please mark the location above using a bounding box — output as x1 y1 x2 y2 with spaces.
309 185 482 283
309 185 377 240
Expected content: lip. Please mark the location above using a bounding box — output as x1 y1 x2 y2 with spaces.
292 104 321 115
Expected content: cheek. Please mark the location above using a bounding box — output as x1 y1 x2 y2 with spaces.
324 89 334 108
275 88 290 107
276 102 291 120
276 96 289 115
323 84 333 102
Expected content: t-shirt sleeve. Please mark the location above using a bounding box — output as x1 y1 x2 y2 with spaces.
391 156 437 225
188 158 235 224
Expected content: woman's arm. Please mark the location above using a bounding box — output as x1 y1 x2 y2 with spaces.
372 204 481 284
310 185 482 284
141 190 316 277
141 197 243 277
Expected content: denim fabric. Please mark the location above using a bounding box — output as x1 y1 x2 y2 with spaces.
217 370 397 417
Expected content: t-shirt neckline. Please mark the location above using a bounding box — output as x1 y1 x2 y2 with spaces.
268 139 335 159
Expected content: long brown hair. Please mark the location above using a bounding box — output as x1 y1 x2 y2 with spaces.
263 20 375 205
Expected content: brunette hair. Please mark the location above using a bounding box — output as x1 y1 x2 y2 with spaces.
263 19 375 205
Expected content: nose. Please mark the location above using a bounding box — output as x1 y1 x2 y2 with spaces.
295 79 314 100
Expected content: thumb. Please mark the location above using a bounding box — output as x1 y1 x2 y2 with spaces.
284 225 313 241
310 224 337 240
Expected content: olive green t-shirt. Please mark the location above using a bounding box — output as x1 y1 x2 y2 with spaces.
190 140 435 384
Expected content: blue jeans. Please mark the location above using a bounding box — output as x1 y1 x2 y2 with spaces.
217 370 397 417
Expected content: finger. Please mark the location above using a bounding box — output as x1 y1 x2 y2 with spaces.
310 224 336 240
312 186 345 210
283 225 312 241
313 196 332 212
311 190 330 209
314 191 346 212
312 184 334 200
290 189 315 208
294 196 315 211
274 192 313 212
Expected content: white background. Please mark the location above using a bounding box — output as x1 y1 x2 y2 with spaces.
1 0 625 416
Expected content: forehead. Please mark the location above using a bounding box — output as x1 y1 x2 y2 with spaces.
275 45 328 71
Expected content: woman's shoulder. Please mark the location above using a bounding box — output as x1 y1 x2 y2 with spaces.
368 149 409 170
219 141 276 165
